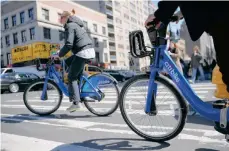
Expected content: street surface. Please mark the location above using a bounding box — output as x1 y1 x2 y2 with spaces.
1 81 229 151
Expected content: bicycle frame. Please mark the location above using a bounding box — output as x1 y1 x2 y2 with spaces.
40 63 102 101
145 43 229 122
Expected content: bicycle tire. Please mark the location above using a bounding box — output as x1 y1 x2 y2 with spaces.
119 74 188 142
83 73 120 116
23 79 63 116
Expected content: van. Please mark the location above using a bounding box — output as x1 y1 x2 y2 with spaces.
63 65 102 83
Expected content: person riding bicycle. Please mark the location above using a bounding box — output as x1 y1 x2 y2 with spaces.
53 9 95 112
145 1 229 134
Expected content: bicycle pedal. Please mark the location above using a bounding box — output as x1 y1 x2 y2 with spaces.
212 100 228 109
82 97 96 102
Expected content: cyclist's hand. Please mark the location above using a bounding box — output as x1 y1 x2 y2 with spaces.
145 15 164 30
51 54 60 60
145 14 156 28
51 50 60 60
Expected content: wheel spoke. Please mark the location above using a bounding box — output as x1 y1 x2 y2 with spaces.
120 75 186 141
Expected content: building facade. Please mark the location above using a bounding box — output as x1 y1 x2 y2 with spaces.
74 0 156 71
1 0 109 67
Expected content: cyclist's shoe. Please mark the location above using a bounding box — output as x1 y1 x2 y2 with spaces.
66 103 82 113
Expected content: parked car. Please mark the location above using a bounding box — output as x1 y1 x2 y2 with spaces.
103 69 128 82
1 68 15 74
0 72 40 93
1 66 45 78
119 70 136 79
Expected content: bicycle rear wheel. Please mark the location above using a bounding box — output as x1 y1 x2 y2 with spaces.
23 79 63 116
82 73 120 116
119 74 187 142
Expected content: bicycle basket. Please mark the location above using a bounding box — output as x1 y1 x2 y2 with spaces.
129 30 151 58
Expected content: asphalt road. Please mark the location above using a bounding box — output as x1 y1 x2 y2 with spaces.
1 81 229 151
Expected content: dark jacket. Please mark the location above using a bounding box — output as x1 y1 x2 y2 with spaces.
154 1 229 41
59 16 93 57
191 52 202 68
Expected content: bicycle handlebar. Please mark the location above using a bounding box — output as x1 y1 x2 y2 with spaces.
36 57 55 71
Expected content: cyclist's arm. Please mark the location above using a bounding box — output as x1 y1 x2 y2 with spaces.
154 1 179 25
59 23 75 57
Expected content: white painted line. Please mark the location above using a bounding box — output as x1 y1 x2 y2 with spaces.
1 133 102 151
0 113 222 136
1 114 227 146
178 134 229 147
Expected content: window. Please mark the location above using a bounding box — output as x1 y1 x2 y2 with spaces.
30 27 35 40
43 27 51 39
20 12 25 24
130 9 137 16
124 13 129 19
59 30 64 41
131 17 137 23
28 73 39 79
5 69 13 73
102 27 106 35
28 8 34 20
7 53 12 65
104 53 108 62
21 30 27 43
42 8 49 21
13 33 18 44
116 18 122 24
93 24 97 32
12 15 17 26
93 37 99 47
1 37 3 48
130 2 136 9
1 55 4 67
4 18 9 29
103 40 107 48
95 52 100 62
115 1 121 7
5 35 10 47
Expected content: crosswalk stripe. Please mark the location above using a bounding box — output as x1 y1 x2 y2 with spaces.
5 100 179 105
0 113 222 135
1 133 102 151
1 114 228 147
1 105 176 116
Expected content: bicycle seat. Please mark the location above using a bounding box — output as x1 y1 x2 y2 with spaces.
212 65 229 99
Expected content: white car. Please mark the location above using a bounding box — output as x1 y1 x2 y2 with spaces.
1 68 15 74
1 66 45 78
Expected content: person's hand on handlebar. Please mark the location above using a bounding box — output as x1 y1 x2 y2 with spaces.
51 51 60 60
145 14 163 30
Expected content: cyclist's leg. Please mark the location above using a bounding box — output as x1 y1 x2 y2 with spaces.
67 56 86 109
210 21 229 93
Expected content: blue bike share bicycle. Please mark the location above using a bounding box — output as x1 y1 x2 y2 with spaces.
23 57 120 116
119 23 229 142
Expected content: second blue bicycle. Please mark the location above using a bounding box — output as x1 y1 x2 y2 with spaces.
23 58 120 116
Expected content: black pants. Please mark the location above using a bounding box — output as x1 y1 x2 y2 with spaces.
209 20 229 93
65 55 87 102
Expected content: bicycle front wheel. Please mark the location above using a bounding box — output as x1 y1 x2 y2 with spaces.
82 73 120 116
119 74 187 142
23 79 63 116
